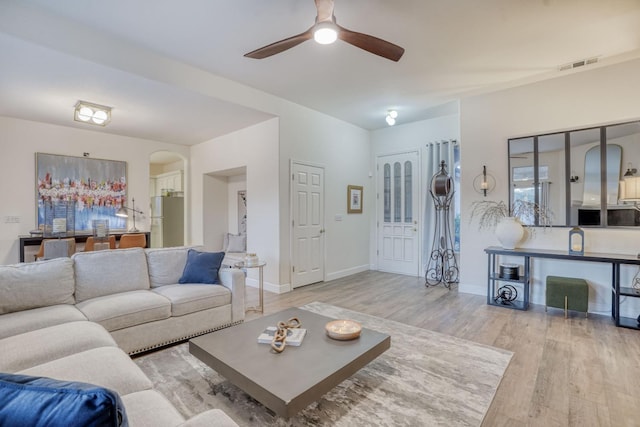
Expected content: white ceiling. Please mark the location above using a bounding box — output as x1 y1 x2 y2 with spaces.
1 0 639 145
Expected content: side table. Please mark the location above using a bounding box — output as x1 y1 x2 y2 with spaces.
244 261 266 314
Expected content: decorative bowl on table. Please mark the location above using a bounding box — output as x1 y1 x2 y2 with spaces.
325 319 362 341
244 253 259 267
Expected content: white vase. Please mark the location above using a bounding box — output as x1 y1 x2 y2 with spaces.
495 217 524 249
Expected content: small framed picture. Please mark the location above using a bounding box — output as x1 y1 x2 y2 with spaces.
347 185 363 214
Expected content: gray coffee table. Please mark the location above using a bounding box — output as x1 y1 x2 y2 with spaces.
189 307 390 418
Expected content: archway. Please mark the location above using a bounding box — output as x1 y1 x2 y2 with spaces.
149 151 187 248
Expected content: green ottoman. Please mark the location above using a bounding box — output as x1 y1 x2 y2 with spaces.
545 276 589 318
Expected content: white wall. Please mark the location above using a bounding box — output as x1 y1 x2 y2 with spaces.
460 58 640 315
202 174 229 251
370 113 460 271
277 107 372 287
0 116 189 264
190 119 280 292
227 174 246 236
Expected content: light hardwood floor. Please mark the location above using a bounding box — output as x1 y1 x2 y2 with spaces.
246 271 640 427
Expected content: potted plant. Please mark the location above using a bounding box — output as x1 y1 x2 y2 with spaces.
469 199 553 249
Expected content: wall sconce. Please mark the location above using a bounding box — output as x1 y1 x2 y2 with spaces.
385 110 398 126
74 101 112 126
472 165 495 196
624 162 637 177
568 227 584 255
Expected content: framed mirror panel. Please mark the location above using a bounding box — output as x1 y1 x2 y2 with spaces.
538 133 566 226
508 120 640 227
508 137 535 225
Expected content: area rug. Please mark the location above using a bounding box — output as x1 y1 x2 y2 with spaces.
134 302 513 426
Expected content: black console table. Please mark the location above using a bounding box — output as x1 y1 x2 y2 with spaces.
19 232 151 263
485 246 640 330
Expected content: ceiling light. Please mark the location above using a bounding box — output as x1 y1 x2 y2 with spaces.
314 22 338 45
74 101 112 126
386 110 398 126
77 106 93 122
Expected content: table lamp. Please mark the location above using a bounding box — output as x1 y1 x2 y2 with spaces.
116 198 144 233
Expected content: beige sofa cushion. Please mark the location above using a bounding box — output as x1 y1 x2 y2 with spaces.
19 347 153 397
0 304 86 340
178 409 239 427
75 290 171 332
121 390 185 427
0 321 116 372
0 258 75 315
73 248 151 302
145 246 203 288
153 284 231 317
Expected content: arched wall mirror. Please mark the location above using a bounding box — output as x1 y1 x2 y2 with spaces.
508 120 640 227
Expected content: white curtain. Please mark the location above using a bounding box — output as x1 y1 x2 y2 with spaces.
423 140 458 272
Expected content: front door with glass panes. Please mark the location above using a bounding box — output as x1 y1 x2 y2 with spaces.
377 152 419 275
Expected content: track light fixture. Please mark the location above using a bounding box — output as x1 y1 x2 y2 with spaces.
386 110 398 126
74 101 112 126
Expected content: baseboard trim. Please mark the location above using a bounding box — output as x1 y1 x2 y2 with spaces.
458 281 485 296
244 264 372 295
245 277 290 294
325 264 370 282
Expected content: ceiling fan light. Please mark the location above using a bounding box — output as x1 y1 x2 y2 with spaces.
314 22 338 45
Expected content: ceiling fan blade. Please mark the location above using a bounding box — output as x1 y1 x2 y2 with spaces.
244 28 313 59
337 25 404 62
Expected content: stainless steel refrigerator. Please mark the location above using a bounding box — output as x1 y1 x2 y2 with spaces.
150 196 184 248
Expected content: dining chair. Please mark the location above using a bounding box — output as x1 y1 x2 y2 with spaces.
35 238 76 260
118 233 147 249
84 235 116 251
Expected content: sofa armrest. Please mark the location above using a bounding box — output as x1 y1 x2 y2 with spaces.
218 268 245 323
178 409 238 427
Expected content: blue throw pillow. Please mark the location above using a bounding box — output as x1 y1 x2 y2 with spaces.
179 249 225 284
0 372 128 427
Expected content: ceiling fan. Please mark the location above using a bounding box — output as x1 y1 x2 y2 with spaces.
244 0 405 62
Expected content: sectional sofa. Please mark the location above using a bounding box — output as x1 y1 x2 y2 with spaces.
0 246 245 426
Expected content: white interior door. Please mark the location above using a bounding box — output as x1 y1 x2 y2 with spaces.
377 152 420 275
291 162 325 288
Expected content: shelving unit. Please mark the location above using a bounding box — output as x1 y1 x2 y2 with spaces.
486 251 530 310
615 284 640 329
485 246 640 330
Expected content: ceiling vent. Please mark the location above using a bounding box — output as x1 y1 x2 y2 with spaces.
558 57 599 71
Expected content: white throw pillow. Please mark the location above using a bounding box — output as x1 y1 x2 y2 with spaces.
226 234 246 253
